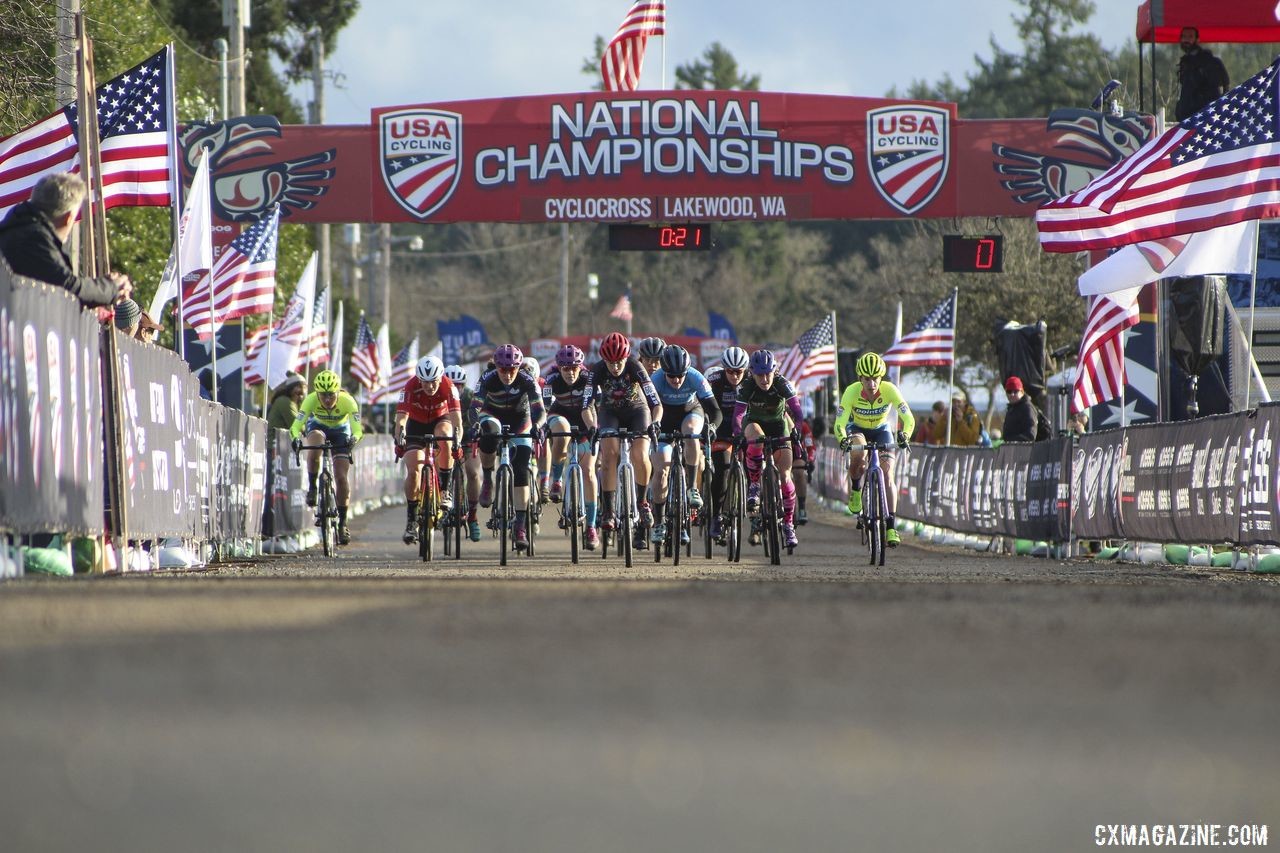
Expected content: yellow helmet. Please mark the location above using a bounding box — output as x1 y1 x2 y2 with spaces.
313 369 341 393
856 352 886 378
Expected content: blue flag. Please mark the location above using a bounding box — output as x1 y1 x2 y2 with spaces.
683 327 707 338
437 314 488 365
709 311 737 342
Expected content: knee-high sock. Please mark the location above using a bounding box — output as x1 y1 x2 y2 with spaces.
782 479 796 524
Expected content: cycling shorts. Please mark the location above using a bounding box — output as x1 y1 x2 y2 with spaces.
845 424 896 456
742 416 791 440
304 418 354 461
598 406 651 436
404 416 452 451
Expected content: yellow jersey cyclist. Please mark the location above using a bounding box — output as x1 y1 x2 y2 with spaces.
290 369 364 545
832 352 915 547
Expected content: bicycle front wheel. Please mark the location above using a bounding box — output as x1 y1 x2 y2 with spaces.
566 464 581 564
726 462 745 563
762 466 781 565
319 471 336 557
419 469 437 562
619 465 634 569
865 470 885 567
496 465 512 567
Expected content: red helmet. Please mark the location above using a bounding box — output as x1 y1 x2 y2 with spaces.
599 332 630 363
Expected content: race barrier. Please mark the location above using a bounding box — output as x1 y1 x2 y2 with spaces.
0 265 400 569
814 402 1280 549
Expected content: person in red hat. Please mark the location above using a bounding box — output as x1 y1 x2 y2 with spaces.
1000 375 1040 442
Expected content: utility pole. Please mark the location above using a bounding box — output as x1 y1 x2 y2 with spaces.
308 27 332 313
214 38 228 119
380 223 392 329
559 224 570 337
225 0 247 116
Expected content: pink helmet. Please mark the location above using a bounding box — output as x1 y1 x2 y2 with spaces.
493 344 524 368
556 344 585 367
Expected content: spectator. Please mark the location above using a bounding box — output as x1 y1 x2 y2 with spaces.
0 173 132 307
941 390 981 447
266 374 308 432
1067 410 1089 437
135 309 163 344
1175 27 1229 121
197 368 215 401
914 401 944 445
113 298 142 337
1000 376 1040 442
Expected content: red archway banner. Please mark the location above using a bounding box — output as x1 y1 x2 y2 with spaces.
179 92 1155 225
1136 0 1280 43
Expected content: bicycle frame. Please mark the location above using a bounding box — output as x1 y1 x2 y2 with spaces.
488 427 537 566
595 428 640 569
547 429 589 563
746 434 793 565
653 430 690 564
294 441 344 557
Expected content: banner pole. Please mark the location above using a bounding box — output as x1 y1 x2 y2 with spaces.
945 289 957 446
1245 222 1262 410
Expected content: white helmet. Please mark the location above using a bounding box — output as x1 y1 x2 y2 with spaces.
415 355 444 382
444 364 467 385
521 356 541 376
721 346 749 371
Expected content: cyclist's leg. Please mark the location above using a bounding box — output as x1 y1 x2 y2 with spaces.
743 421 765 485
476 416 502 505
628 407 654 524
511 437 534 546
547 415 570 495
880 445 901 544
433 418 455 503
596 409 622 526
579 443 599 534
844 431 868 514
302 422 326 497
682 411 705 505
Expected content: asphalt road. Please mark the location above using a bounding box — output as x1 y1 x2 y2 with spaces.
1 503 1276 853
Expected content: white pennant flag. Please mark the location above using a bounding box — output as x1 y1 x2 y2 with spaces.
1078 219 1258 297
374 322 392 397
246 253 317 389
329 300 344 376
151 149 214 318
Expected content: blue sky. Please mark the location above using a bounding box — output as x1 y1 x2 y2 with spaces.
300 0 1141 124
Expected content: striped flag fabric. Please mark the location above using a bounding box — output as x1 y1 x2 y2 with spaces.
182 207 281 338
1071 286 1142 414
609 287 633 322
151 147 212 319
0 46 174 219
601 0 666 92
776 313 837 390
374 335 419 404
349 314 380 390
1037 56 1280 253
298 285 330 368
243 253 315 388
242 323 274 385
882 292 956 367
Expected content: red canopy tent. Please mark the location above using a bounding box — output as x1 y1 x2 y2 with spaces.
1135 0 1280 43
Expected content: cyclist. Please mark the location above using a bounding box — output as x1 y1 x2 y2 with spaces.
521 355 554 502
472 344 546 552
635 336 666 377
704 346 749 542
832 351 915 547
393 355 463 545
732 349 803 550
582 331 663 550
445 363 484 542
543 344 600 550
647 344 721 545
290 369 363 546
794 415 817 525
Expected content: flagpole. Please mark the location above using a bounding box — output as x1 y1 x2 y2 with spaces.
890 299 903 385
829 309 839 425
945 288 957 446
207 246 219 404
1245 223 1262 410
165 44 184 358
261 319 274 418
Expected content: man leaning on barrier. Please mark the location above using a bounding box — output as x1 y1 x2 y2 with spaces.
0 173 132 308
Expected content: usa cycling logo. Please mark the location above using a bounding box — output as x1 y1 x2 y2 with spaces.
866 105 950 215
379 108 462 220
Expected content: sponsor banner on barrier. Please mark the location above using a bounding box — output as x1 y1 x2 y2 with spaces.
210 403 267 540
0 274 103 534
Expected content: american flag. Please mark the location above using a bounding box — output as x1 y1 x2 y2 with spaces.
1071 286 1141 414
0 46 174 218
1037 56 1280 253
776 313 837 390
882 292 956 367
374 335 419 403
242 323 273 386
349 314 380 390
298 285 330 368
182 207 280 338
601 1 666 92
609 287 634 322
243 296 308 386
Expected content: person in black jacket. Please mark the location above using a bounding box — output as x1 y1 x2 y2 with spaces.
1175 27 1230 122
0 173 131 307
1001 376 1040 443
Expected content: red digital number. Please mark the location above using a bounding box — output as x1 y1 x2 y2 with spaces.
660 226 687 248
976 238 995 269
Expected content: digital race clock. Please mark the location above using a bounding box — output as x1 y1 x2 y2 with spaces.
942 235 1004 273
608 224 713 251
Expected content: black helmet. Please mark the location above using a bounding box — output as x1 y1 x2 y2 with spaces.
659 344 690 376
636 336 666 360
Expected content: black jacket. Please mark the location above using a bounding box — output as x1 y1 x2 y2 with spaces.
0 202 118 306
1176 48 1230 121
1002 395 1039 443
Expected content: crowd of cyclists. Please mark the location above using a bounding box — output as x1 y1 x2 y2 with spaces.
289 335 912 556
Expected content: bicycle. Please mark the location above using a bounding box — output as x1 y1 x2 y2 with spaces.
404 433 453 563
487 427 538 566
293 440 344 557
746 434 795 565
652 430 693 565
693 426 714 560
596 428 642 569
719 437 748 563
548 428 589 564
441 444 465 560
843 437 898 567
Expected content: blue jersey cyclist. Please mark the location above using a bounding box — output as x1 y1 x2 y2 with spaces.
289 369 364 546
582 332 663 544
646 345 722 546
732 349 804 550
471 343 546 552
832 351 916 547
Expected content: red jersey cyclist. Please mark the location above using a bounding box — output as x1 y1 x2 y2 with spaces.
393 355 463 546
